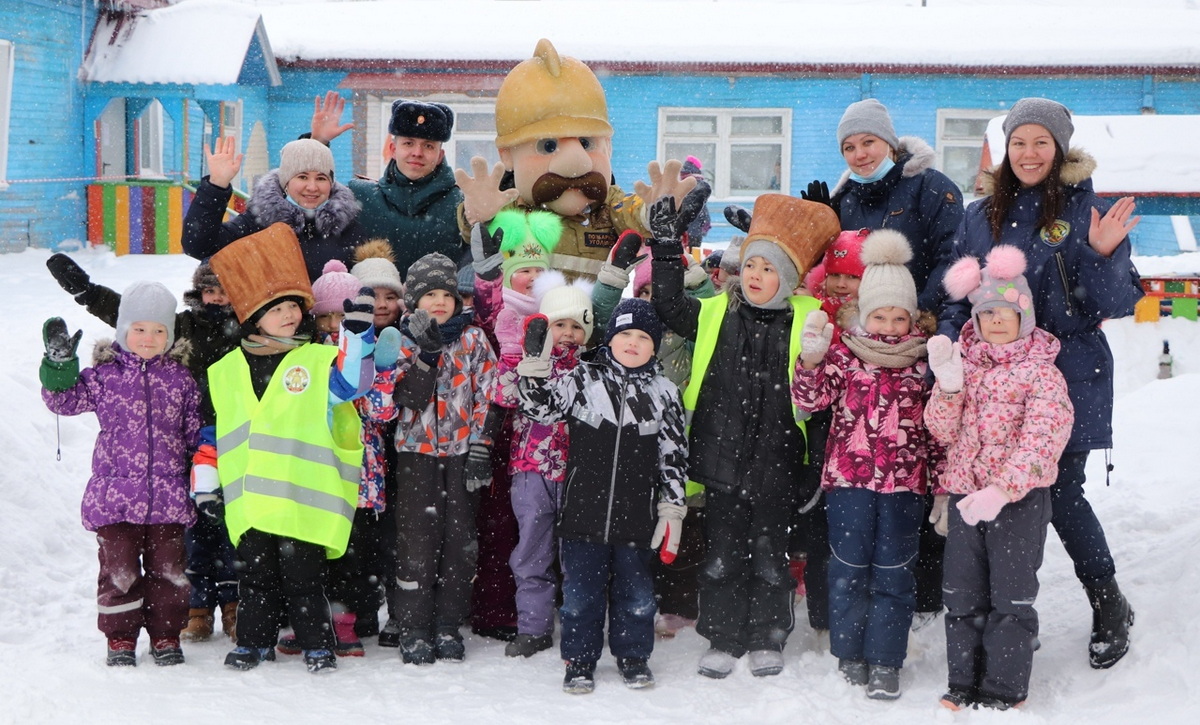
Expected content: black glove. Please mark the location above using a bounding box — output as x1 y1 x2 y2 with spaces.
800 179 833 209
342 286 376 334
647 198 686 258
471 223 504 281
677 178 713 238
46 253 94 297
523 315 549 357
43 317 83 363
197 497 225 524
464 443 493 493
407 309 443 364
610 230 646 270
723 205 752 233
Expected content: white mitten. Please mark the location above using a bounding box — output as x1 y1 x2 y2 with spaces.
650 502 687 564
799 310 834 367
929 495 950 537
927 335 964 394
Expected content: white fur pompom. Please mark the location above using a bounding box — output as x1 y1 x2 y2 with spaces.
860 229 913 267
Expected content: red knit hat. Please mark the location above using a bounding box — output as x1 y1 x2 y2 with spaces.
824 228 869 279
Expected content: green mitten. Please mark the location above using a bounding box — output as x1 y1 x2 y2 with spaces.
41 317 82 391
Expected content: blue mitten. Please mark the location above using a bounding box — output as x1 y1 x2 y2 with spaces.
375 326 402 371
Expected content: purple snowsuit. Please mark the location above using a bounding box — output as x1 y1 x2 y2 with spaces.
43 342 201 638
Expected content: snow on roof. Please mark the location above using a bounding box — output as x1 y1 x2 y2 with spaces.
81 0 280 85
257 0 1200 68
985 114 1200 194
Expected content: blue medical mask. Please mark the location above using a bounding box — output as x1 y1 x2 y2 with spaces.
849 155 895 184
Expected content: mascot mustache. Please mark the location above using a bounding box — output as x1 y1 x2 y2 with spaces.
531 171 608 207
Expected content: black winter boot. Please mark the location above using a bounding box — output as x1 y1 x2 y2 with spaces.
1086 578 1134 669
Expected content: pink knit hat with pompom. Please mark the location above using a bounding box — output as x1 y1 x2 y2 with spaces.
311 259 362 315
944 245 1036 339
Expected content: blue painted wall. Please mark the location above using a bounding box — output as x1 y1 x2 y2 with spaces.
0 0 92 251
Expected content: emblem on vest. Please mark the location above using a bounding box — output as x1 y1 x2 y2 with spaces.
282 365 311 394
584 231 618 248
1040 220 1070 246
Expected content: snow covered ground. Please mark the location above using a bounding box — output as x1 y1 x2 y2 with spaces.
1 246 1198 724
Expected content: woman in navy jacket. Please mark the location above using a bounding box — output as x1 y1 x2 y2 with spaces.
939 98 1142 670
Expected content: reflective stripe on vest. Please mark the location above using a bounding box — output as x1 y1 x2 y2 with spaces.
209 344 363 559
681 292 821 496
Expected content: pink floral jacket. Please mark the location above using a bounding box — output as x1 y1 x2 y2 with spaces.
791 332 932 494
494 345 580 483
925 322 1073 501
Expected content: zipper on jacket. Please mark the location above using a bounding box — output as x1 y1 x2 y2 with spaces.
142 359 155 519
603 374 628 543
1055 251 1075 318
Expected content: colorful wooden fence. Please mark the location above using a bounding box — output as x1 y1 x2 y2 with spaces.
86 181 247 255
1135 276 1200 322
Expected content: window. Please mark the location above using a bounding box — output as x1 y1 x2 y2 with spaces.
0 39 14 189
658 108 790 200
134 99 165 179
201 100 243 187
373 97 499 179
936 109 1003 198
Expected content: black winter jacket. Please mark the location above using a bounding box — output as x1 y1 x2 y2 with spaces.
519 347 686 547
181 171 368 282
652 254 806 497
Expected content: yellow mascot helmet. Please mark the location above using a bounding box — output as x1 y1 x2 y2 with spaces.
494 38 614 150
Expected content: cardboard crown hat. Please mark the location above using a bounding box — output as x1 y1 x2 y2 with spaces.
741 194 841 280
494 38 613 149
210 222 316 324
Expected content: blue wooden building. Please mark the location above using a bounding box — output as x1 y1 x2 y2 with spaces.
3 0 1200 255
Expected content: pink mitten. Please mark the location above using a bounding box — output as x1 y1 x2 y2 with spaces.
956 485 1011 526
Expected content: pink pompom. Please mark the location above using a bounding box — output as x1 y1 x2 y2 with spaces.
984 245 1027 281
322 259 348 275
943 256 982 301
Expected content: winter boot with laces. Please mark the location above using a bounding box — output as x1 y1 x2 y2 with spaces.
1086 577 1134 669
304 648 338 674
106 637 137 667
150 637 185 666
866 664 902 701
224 645 276 671
617 657 655 689
562 660 596 694
505 633 553 658
180 608 214 642
220 601 238 642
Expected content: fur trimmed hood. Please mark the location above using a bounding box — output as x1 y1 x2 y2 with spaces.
977 147 1097 196
836 298 937 338
247 169 361 238
93 337 192 368
831 135 937 197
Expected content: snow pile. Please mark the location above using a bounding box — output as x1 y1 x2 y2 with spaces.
1 247 1197 723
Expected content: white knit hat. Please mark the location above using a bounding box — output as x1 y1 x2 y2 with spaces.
116 281 178 352
277 139 335 191
535 271 595 341
856 229 919 327
351 256 404 296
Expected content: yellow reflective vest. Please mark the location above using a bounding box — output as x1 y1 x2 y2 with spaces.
209 344 363 559
680 292 821 497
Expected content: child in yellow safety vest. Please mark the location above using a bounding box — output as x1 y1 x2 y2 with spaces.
189 224 378 675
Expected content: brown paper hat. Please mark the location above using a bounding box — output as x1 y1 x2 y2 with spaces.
210 222 315 324
741 194 841 280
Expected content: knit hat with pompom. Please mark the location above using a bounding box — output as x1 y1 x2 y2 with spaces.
488 209 563 288
350 239 404 297
311 259 362 316
534 270 596 342
944 245 1036 339
856 229 919 327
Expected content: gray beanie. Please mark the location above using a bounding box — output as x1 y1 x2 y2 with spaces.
277 139 335 190
352 256 405 297
403 253 462 316
837 99 900 150
741 239 799 310
1002 97 1074 154
856 229 919 328
116 281 178 353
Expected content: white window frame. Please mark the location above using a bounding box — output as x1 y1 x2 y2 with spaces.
0 39 14 190
935 108 1003 199
370 96 498 180
201 101 244 187
135 99 165 179
658 107 791 202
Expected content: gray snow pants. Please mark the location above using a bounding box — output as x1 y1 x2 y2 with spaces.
943 486 1051 705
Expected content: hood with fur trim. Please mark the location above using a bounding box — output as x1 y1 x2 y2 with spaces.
248 169 361 239
836 299 937 338
831 135 937 197
93 337 192 369
978 147 1097 196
